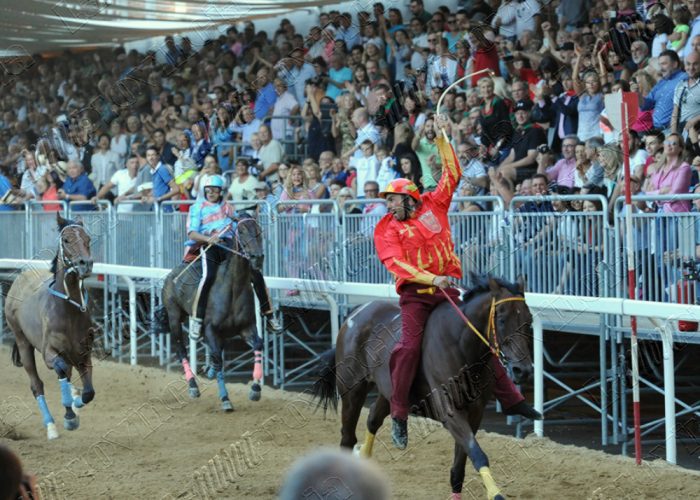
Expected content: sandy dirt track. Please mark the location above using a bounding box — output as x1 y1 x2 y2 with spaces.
1 345 699 500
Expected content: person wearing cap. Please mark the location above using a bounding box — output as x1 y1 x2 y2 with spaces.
374 116 541 450
498 99 547 183
186 175 281 339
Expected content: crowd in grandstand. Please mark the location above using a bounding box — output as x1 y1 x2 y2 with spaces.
2 0 700 301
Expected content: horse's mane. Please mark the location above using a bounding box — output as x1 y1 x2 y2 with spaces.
461 274 522 302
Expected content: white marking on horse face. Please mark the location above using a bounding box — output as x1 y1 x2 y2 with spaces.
347 302 372 328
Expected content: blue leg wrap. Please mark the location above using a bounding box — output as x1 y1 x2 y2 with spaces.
73 395 85 409
59 378 72 407
469 440 489 471
207 366 216 379
217 371 228 400
36 395 55 426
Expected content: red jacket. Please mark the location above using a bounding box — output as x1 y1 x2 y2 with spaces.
374 135 462 292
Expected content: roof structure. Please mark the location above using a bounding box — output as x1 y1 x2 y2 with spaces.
0 0 334 57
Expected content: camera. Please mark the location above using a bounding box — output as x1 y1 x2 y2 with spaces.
682 260 700 281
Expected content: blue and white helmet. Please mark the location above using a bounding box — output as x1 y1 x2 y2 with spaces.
203 175 225 190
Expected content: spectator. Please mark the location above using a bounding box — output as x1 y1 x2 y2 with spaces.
270 78 299 142
331 92 358 158
573 68 604 142
644 133 692 213
352 140 380 197
0 167 16 212
257 124 284 183
457 140 488 196
544 136 578 188
152 127 177 167
93 154 140 212
672 51 700 135
253 67 277 120
499 100 547 183
337 187 362 214
398 153 424 192
143 145 178 211
228 106 262 157
411 116 439 190
326 53 353 101
227 158 258 203
109 119 128 164
39 168 65 211
18 150 48 201
0 444 38 500
90 133 120 198
58 160 97 211
641 50 687 132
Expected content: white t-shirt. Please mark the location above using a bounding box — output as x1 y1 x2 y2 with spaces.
271 91 299 140
110 168 138 213
227 175 259 202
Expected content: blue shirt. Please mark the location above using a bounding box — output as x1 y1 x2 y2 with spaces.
63 173 97 211
284 63 316 106
151 163 174 213
186 200 237 246
326 67 353 100
254 83 277 119
643 70 688 129
0 174 14 211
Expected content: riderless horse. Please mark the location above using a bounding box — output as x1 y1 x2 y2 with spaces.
158 216 265 411
6 214 96 440
314 275 535 500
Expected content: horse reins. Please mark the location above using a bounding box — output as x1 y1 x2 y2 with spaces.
49 224 89 311
440 288 525 362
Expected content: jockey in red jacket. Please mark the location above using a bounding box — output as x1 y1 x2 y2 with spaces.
374 116 541 449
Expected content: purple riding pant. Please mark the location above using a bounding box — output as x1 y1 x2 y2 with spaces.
390 283 525 420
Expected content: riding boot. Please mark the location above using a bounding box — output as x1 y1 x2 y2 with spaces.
189 317 203 341
490 357 542 420
391 417 408 449
265 314 283 333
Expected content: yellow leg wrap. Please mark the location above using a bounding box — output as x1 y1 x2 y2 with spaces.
478 466 502 500
360 431 375 458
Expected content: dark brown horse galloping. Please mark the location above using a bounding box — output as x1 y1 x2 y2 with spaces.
313 276 535 500
5 214 96 440
158 216 265 412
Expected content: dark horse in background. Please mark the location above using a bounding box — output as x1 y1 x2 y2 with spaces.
158 216 265 412
314 276 535 500
5 214 96 440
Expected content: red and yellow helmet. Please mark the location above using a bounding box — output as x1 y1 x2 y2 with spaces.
379 178 421 202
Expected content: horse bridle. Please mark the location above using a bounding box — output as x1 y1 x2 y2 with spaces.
229 217 261 261
441 289 526 363
49 224 90 311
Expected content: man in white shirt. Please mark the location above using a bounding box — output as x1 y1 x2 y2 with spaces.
93 154 140 212
348 108 381 160
352 140 379 198
271 78 300 141
227 107 262 157
90 133 121 193
257 124 285 184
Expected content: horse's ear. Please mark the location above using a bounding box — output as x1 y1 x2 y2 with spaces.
73 215 84 226
488 277 501 295
56 212 67 229
516 275 527 295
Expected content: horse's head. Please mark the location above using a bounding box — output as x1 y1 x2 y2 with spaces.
234 216 264 271
488 276 534 384
57 213 93 279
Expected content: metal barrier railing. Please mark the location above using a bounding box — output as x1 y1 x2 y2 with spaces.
1 194 700 306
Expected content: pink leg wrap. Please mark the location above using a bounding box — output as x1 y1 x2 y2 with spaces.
182 359 194 381
253 351 263 381
451 493 461 500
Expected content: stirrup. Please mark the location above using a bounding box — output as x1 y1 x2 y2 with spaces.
189 317 203 341
266 316 283 333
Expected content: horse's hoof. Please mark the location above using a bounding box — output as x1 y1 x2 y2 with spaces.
206 367 216 380
493 494 506 500
248 383 261 402
221 399 234 412
47 423 59 440
64 416 80 431
188 387 200 399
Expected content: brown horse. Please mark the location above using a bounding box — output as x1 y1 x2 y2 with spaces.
313 276 534 500
5 213 95 440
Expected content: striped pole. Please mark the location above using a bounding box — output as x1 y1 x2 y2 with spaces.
621 101 642 464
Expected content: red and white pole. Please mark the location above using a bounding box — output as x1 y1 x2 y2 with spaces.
621 101 642 464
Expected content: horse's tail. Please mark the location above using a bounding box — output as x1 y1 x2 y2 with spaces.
311 348 338 415
11 342 22 367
